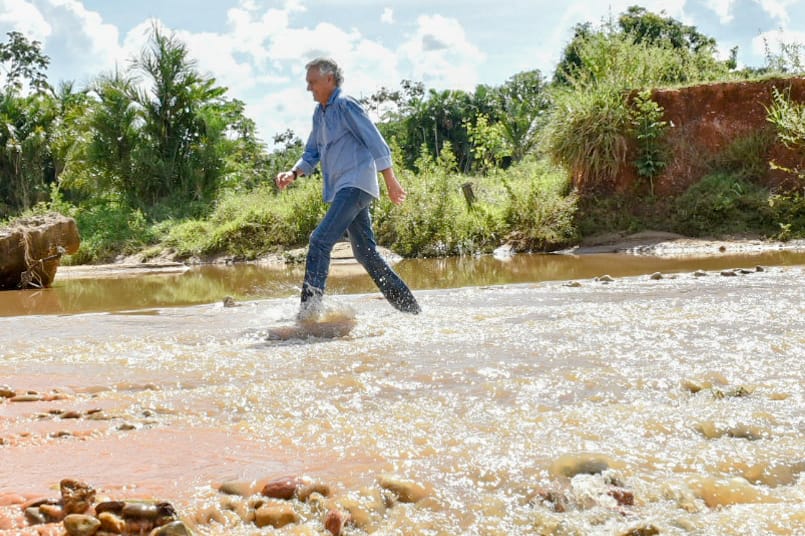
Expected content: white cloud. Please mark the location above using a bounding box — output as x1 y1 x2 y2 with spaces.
398 14 484 91
381 7 393 24
752 28 805 59
757 0 799 24
704 0 734 23
0 0 51 41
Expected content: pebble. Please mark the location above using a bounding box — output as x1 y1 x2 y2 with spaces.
261 476 302 500
150 520 193 535
324 509 349 535
60 479 95 515
98 511 126 533
218 480 257 497
63 514 101 536
254 503 299 528
378 475 428 503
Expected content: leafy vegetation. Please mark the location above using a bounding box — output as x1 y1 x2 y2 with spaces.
2 5 805 266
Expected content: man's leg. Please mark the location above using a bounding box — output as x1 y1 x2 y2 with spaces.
300 188 367 318
348 200 421 314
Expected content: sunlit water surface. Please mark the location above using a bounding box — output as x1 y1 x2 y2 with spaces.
1 252 804 535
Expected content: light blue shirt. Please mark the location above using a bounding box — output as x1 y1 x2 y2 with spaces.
294 87 393 203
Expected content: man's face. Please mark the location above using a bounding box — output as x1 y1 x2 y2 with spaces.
306 68 336 106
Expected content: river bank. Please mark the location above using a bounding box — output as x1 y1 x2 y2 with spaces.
1 257 803 534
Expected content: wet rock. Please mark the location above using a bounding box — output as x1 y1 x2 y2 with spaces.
95 501 125 515
738 268 754 274
24 506 47 525
564 281 582 287
296 481 331 502
324 508 349 535
696 421 768 441
377 475 429 503
254 503 299 528
222 296 239 308
10 393 44 402
219 495 254 523
607 488 634 506
720 269 738 277
0 213 80 289
649 272 664 280
531 489 570 513
0 385 14 398
63 513 101 536
743 460 805 487
98 511 126 533
150 520 193 535
693 270 707 277
261 476 302 500
39 503 65 522
60 479 96 515
755 265 765 272
549 453 615 478
218 480 257 497
596 274 615 283
689 476 775 507
620 525 660 536
61 410 82 419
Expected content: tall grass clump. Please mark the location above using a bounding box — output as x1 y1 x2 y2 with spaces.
373 143 506 257
499 157 578 250
163 178 325 259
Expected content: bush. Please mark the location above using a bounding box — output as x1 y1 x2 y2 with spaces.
672 173 775 236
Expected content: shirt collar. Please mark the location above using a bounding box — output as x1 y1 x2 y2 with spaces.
320 87 341 111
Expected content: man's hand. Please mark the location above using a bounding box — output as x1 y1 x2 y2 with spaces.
381 168 406 205
275 169 298 190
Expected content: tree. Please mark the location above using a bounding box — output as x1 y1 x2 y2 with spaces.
0 32 54 217
492 69 551 161
0 31 50 94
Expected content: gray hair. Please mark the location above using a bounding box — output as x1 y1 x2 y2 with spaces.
305 57 343 86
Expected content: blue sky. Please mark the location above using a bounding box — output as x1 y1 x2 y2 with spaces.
1 0 804 145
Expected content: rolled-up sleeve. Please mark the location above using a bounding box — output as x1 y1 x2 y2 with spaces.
343 98 393 171
294 123 320 176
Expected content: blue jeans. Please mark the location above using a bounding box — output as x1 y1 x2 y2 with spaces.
303 187 420 313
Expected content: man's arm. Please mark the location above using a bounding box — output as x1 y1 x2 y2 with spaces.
275 123 319 190
380 167 406 205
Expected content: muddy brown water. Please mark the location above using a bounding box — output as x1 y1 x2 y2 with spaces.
2 249 804 317
1 251 804 535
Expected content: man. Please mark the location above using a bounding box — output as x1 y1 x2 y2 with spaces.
275 57 421 319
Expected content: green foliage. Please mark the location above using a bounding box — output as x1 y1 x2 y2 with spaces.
630 90 668 192
554 7 732 87
766 87 805 150
0 31 50 94
466 115 510 173
0 92 57 218
711 129 776 181
544 83 632 190
49 191 154 264
499 158 578 250
163 179 325 259
672 173 776 236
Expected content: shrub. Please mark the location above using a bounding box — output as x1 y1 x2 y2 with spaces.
672 173 775 236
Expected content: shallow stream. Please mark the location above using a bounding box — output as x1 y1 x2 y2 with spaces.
1 250 804 535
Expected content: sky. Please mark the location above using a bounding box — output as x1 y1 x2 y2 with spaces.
1 0 805 146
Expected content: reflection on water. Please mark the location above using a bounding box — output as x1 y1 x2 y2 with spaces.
2 249 805 317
